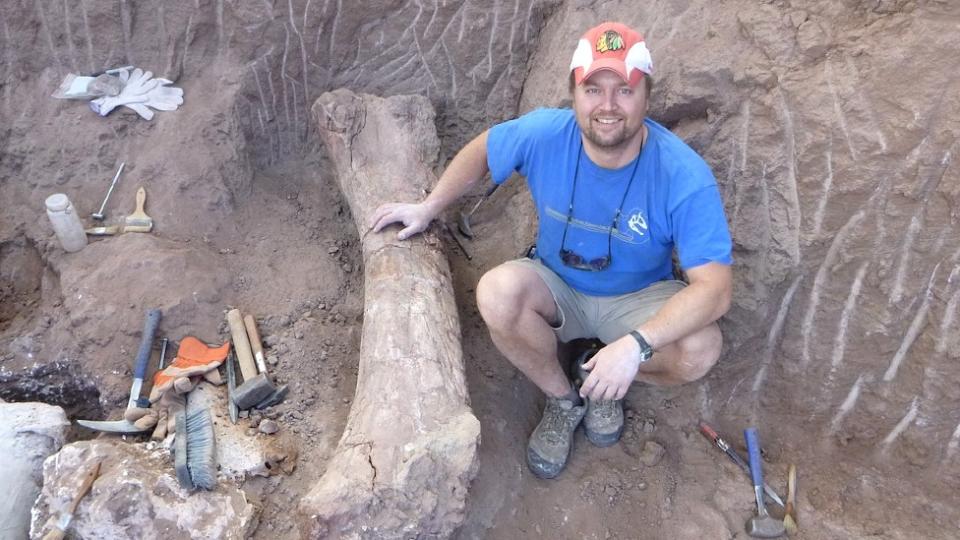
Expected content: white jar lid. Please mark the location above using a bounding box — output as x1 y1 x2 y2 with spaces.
45 193 70 212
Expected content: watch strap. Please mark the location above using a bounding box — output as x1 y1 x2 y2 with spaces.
628 330 654 363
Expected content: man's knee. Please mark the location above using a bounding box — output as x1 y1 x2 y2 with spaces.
672 323 722 383
476 264 554 331
476 266 525 329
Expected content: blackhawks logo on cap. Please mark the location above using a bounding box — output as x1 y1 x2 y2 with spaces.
596 30 624 53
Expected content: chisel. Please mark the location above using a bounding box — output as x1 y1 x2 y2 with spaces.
699 421 784 507
226 350 239 424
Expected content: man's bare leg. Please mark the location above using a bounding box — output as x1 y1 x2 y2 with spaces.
475 263 571 398
634 322 722 386
477 262 588 479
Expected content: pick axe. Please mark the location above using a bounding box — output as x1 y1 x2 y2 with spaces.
76 309 161 434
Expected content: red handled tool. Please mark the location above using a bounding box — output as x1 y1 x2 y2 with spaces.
699 421 784 508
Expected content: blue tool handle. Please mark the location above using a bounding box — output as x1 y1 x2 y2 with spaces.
745 427 764 489
134 309 162 379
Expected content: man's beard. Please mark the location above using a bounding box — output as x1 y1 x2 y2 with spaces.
581 118 642 150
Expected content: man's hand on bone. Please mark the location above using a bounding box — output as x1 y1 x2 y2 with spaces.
369 202 436 240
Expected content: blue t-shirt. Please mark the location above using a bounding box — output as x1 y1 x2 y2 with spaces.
487 108 732 296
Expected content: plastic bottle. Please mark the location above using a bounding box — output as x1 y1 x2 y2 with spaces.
45 193 88 252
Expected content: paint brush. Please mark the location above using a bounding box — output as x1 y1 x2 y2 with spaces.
783 464 798 535
43 461 101 540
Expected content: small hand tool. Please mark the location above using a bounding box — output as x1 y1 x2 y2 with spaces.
123 186 153 233
159 337 169 369
458 183 498 239
77 309 161 433
85 225 121 236
133 337 167 409
699 421 784 507
42 460 101 540
226 350 239 424
92 162 124 221
226 309 276 409
783 464 798 535
440 221 472 260
243 314 289 408
744 428 786 538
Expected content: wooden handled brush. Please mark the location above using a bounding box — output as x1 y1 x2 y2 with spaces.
124 186 153 232
783 464 798 535
43 461 101 540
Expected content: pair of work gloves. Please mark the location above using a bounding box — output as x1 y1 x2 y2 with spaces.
89 67 184 120
125 337 230 440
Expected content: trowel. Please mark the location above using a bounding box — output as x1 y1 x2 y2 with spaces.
76 309 161 434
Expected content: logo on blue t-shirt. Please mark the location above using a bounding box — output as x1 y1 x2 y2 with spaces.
626 208 647 236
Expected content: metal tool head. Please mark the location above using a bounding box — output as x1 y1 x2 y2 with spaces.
457 183 499 239
91 211 105 221
232 373 276 410
76 418 151 434
746 514 785 538
457 210 476 239
255 384 289 409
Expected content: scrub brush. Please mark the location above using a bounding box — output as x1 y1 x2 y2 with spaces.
174 390 217 490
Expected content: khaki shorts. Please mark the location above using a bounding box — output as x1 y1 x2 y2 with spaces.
503 257 686 345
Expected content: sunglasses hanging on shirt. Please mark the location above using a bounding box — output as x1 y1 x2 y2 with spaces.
559 135 644 271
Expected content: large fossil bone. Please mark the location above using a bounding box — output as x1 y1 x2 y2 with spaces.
301 89 480 539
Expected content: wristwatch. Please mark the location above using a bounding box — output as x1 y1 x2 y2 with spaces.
628 330 654 364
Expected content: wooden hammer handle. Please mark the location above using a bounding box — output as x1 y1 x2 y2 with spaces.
227 309 258 380
243 314 267 373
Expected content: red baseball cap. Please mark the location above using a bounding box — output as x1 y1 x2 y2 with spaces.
569 22 653 87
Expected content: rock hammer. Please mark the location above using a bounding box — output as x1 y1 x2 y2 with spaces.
76 309 161 433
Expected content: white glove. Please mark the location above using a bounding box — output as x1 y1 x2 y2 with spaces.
89 68 184 120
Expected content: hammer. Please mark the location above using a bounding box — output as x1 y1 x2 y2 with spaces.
744 428 786 538
226 309 276 410
243 314 288 408
76 308 161 433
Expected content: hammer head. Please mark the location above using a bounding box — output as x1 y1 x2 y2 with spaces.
232 373 276 410
746 515 786 538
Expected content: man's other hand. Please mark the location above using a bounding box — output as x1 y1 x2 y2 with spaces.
369 202 435 240
579 337 642 401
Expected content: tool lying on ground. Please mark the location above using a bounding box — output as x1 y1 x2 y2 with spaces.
42 460 101 540
458 183 499 239
127 336 229 439
226 350 239 424
699 421 784 507
744 428 786 539
92 162 124 221
175 389 217 490
227 309 277 409
438 221 472 260
85 225 121 236
77 309 161 433
124 186 153 232
243 314 289 408
783 464 798 535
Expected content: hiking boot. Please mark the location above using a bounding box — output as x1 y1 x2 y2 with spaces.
526 397 586 479
574 351 625 447
583 397 624 447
